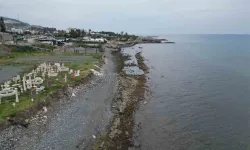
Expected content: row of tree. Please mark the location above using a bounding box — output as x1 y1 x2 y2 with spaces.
68 29 86 38
55 29 90 38
0 17 6 32
54 28 137 41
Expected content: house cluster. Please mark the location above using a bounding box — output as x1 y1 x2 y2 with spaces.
6 25 56 35
10 28 23 34
35 27 109 46
2 24 123 46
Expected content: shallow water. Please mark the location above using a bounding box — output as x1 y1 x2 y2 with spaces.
128 35 250 150
0 66 30 83
123 66 144 76
121 49 144 76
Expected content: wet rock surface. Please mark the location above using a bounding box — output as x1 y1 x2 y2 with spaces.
123 66 144 76
93 45 148 150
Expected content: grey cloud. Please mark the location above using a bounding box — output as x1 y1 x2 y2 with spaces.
0 0 249 34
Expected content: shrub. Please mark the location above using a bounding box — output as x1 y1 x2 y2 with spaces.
12 46 38 52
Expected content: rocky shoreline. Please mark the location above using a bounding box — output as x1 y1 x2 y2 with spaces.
93 47 148 149
0 44 148 150
0 72 95 149
0 68 95 131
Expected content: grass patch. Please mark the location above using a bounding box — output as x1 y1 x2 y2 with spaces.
0 86 58 120
0 54 103 121
93 131 109 150
0 52 53 63
32 44 56 50
63 52 103 59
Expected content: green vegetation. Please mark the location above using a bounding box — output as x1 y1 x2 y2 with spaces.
0 86 57 119
24 31 31 35
0 51 52 61
74 42 103 48
0 54 102 120
99 31 116 37
55 29 86 38
0 47 103 121
10 45 38 52
0 45 56 62
118 33 137 42
54 30 67 37
63 52 103 58
33 44 56 51
69 29 85 38
93 131 109 150
0 17 6 32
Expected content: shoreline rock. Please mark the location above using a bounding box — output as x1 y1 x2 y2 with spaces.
93 48 148 150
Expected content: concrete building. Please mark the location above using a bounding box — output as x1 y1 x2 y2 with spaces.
31 30 40 35
11 28 23 34
65 28 78 33
82 37 106 43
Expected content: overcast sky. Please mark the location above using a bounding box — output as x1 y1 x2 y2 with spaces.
0 0 249 34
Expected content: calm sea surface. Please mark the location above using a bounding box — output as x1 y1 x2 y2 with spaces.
129 35 250 150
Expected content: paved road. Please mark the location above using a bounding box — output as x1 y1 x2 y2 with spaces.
12 48 118 150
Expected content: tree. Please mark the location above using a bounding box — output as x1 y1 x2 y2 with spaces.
69 29 78 38
24 31 31 35
0 17 6 32
81 30 86 37
88 29 91 36
125 32 128 37
76 29 81 37
64 33 68 41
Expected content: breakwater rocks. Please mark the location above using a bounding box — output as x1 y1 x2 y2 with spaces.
141 36 175 44
93 49 148 149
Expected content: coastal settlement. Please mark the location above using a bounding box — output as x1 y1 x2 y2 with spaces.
0 17 172 149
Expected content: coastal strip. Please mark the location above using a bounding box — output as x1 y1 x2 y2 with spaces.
0 53 105 149
93 47 148 149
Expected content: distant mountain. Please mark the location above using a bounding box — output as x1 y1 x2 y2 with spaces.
30 25 43 28
0 16 30 29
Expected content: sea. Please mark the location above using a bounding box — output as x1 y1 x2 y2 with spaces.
127 34 250 150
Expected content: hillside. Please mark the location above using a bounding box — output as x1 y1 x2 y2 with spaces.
1 16 30 29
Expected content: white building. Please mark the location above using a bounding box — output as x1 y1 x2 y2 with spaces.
11 28 23 34
53 30 59 34
92 38 106 43
82 37 106 43
65 28 78 33
65 28 71 33
31 30 39 35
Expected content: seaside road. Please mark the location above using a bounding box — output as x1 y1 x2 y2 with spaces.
8 49 118 150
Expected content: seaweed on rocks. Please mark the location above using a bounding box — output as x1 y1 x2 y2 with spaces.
135 52 149 73
93 50 148 150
